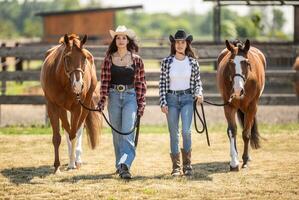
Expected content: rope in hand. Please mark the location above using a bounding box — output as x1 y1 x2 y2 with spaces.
76 95 140 136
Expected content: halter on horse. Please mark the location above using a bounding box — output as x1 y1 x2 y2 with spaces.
41 34 102 173
217 39 266 171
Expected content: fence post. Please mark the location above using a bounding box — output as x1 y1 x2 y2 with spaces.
1 43 7 96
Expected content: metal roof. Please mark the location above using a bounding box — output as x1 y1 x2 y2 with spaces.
36 5 143 17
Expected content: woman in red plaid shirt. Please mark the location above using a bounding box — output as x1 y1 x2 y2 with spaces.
98 25 146 179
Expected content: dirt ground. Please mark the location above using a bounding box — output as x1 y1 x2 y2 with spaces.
0 130 299 199
0 105 298 126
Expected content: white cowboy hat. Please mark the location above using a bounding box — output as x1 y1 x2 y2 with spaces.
109 25 136 40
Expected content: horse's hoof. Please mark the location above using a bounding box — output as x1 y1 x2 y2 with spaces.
230 165 239 172
75 162 82 169
54 168 61 174
242 163 248 168
67 165 77 170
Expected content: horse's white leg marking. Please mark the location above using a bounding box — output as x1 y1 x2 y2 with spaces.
75 124 83 164
65 132 72 160
228 130 239 168
68 137 77 169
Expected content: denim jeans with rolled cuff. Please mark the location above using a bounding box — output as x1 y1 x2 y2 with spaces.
108 88 137 170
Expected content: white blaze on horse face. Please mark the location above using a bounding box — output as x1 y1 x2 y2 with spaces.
228 130 239 168
72 72 83 94
233 55 246 96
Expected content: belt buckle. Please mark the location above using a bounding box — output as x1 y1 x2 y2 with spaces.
116 85 125 92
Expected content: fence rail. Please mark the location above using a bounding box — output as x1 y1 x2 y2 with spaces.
0 70 298 106
0 42 298 68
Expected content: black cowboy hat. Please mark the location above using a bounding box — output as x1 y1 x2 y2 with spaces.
169 29 193 43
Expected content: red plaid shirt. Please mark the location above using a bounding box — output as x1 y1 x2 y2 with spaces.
98 53 147 116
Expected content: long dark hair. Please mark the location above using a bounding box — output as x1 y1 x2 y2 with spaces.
170 41 197 59
106 36 139 57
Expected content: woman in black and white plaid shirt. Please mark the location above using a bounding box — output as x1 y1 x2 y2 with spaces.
159 29 203 176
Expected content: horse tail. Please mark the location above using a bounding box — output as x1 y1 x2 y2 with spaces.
237 109 261 149
85 99 102 149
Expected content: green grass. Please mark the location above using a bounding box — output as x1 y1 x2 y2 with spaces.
0 81 40 95
0 123 298 135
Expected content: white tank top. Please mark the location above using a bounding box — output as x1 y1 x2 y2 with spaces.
169 57 191 90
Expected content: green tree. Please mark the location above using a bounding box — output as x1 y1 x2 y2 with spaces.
221 20 237 39
23 18 42 38
235 17 260 39
0 19 18 38
273 8 285 31
52 0 80 10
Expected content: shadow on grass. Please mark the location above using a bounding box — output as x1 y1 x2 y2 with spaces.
1 161 228 184
133 161 229 181
1 165 53 185
59 173 116 183
191 161 229 181
58 161 229 183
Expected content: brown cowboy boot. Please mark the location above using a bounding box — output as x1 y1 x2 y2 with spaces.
170 153 181 176
181 148 192 176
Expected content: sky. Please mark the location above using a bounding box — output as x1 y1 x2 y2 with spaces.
82 0 293 33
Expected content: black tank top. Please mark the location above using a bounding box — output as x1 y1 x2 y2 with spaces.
111 64 135 85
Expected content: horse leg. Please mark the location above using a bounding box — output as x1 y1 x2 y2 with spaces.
67 109 82 169
224 106 239 171
74 98 92 168
47 102 61 174
59 109 72 161
242 105 257 168
75 124 84 168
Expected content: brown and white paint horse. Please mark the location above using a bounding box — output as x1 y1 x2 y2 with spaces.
217 39 266 171
40 34 102 173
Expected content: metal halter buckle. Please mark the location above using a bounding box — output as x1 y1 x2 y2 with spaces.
116 85 125 92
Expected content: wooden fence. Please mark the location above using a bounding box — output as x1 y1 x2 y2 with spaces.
0 42 298 106
0 70 298 105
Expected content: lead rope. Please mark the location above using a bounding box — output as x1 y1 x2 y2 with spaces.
76 94 140 138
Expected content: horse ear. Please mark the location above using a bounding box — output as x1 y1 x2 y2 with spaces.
64 34 69 46
80 35 87 48
225 40 234 52
244 39 250 53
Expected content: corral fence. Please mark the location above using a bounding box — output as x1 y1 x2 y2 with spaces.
0 42 298 106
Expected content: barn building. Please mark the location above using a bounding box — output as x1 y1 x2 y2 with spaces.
36 5 142 44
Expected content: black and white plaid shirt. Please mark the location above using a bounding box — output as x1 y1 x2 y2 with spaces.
159 55 203 107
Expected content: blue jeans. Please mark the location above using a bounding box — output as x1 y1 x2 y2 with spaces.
166 93 194 154
108 88 137 170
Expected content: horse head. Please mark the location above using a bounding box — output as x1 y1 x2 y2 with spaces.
225 39 251 99
61 34 88 95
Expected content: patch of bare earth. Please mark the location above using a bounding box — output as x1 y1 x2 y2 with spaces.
0 130 298 200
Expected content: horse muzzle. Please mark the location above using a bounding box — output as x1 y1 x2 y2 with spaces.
231 89 245 100
72 81 84 94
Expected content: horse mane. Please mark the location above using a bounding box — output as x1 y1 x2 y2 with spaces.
44 44 64 69
59 34 81 49
45 34 92 71
232 39 244 49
